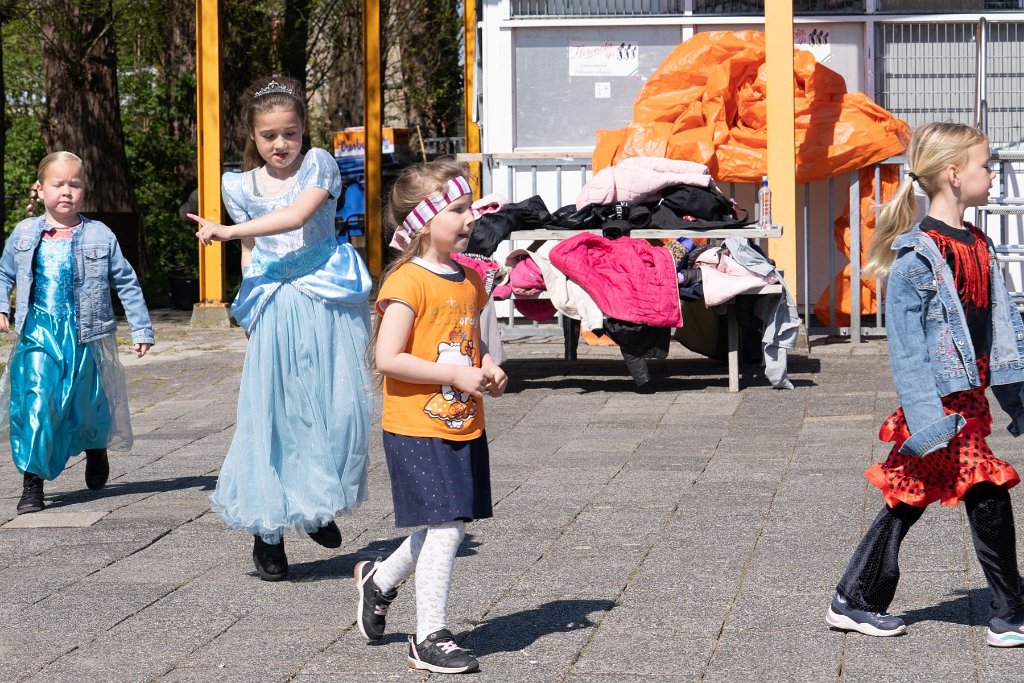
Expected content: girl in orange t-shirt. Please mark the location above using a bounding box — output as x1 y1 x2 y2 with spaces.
354 160 506 675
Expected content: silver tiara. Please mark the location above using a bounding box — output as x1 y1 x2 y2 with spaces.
254 80 294 98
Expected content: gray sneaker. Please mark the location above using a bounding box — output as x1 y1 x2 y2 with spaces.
987 617 1024 647
826 592 907 637
407 629 479 674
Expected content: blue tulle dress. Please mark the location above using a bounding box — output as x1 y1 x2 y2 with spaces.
209 148 373 543
9 238 109 479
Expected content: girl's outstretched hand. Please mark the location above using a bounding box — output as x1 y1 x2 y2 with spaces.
0 312 8 333
134 343 152 358
188 213 235 245
452 365 489 398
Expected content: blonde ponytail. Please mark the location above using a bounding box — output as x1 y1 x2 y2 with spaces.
864 178 919 278
864 122 987 279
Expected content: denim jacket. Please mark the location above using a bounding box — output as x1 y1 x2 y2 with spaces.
886 224 1024 457
0 216 154 345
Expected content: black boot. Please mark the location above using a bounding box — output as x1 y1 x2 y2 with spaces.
252 536 288 581
308 520 342 548
16 473 45 515
84 448 109 490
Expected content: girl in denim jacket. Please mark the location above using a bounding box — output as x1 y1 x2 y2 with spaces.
826 123 1024 647
0 152 153 515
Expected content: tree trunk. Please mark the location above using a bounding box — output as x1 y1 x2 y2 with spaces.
280 0 309 90
38 0 135 214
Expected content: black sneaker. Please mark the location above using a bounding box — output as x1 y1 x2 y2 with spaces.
825 592 906 637
84 448 109 490
252 536 288 581
354 560 397 641
16 473 45 515
407 629 479 674
987 617 1024 647
308 520 342 548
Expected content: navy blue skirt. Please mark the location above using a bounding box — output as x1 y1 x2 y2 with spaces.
382 431 493 528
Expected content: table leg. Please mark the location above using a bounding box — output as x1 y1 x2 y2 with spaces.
563 316 581 361
727 304 739 392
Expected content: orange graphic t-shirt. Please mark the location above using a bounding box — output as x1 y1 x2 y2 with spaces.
376 261 489 440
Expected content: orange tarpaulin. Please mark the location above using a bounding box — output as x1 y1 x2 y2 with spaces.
594 31 910 182
593 30 910 321
813 165 901 327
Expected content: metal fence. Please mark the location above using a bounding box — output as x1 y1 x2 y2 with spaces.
508 0 1022 17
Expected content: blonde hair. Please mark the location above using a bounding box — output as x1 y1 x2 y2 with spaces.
27 151 84 217
865 122 988 278
367 158 472 375
240 76 307 171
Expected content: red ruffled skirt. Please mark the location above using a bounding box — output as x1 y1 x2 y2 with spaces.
867 356 1020 508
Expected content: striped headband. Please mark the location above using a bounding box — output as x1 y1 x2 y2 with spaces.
401 176 472 234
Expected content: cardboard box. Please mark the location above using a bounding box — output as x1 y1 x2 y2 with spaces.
333 127 411 158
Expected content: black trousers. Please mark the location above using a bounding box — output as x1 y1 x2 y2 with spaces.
836 482 1024 621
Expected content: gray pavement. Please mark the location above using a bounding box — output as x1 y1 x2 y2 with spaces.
2 310 1024 682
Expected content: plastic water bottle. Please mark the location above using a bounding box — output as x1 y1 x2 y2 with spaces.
757 175 772 229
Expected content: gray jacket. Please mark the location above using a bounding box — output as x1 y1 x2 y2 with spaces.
723 237 800 389
0 215 154 345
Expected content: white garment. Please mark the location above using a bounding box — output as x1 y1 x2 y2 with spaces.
531 242 605 331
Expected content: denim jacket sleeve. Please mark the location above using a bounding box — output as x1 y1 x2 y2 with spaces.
107 234 154 345
0 233 17 317
886 267 965 457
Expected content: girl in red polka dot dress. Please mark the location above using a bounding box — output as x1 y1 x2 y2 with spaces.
826 123 1024 647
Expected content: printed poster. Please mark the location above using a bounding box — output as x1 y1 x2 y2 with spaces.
794 25 832 64
569 42 639 77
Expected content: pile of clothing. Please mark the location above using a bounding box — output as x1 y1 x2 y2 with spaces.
391 159 799 390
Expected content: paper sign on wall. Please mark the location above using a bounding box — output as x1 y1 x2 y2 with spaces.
569 42 639 77
794 26 831 64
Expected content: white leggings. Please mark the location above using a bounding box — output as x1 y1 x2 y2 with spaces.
372 520 466 643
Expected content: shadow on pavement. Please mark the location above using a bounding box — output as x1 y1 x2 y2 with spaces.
900 587 990 626
503 358 819 393
462 598 616 655
44 475 217 509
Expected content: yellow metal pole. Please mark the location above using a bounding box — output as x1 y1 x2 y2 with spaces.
765 2 798 290
364 0 383 276
195 0 226 307
463 0 481 197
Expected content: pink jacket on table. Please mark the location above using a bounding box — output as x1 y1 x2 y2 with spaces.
575 156 713 209
550 233 683 328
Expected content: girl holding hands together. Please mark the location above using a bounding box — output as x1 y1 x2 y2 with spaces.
355 160 505 675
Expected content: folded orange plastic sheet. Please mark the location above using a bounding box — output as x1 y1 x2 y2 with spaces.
592 30 910 184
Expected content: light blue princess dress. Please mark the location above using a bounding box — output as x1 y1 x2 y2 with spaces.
6 235 132 479
210 147 373 543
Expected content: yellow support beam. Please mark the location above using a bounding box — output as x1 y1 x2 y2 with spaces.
765 2 798 289
195 0 226 307
463 0 481 197
364 0 383 276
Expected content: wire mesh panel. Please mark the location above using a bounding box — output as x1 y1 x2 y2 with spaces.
986 22 1024 148
876 21 1024 149
509 0 684 17
875 23 976 133
877 1 1024 11
691 0 864 13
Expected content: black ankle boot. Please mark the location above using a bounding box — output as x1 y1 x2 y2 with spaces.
252 536 288 581
308 520 342 548
16 473 45 515
84 448 109 490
